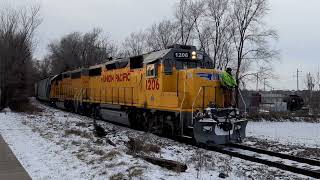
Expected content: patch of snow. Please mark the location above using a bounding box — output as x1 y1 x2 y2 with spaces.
0 99 312 179
247 121 320 148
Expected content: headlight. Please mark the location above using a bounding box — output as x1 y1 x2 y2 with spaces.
192 51 197 60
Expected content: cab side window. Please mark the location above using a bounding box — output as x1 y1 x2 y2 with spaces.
146 64 157 77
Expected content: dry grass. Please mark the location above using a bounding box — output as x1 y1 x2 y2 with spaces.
127 166 144 179
76 153 86 161
75 122 88 127
110 173 125 180
71 140 81 146
105 161 127 168
9 101 43 113
21 120 27 125
64 129 92 139
248 111 320 122
126 137 161 155
92 149 105 156
99 150 120 161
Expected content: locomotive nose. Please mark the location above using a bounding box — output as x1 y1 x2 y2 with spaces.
219 122 233 131
192 107 248 145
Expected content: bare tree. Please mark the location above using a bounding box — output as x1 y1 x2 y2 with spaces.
175 0 205 45
230 0 278 105
305 72 316 114
48 28 117 74
33 57 52 79
194 21 211 54
205 0 234 69
0 5 42 110
122 31 148 57
146 19 179 51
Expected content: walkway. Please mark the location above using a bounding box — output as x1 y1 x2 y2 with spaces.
0 135 31 180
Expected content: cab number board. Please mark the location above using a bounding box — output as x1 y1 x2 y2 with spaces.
174 52 190 58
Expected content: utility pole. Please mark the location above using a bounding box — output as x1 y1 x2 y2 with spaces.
255 73 259 91
263 78 267 92
296 68 302 91
317 65 320 91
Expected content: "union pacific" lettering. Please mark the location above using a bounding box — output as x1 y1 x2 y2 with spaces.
103 72 131 82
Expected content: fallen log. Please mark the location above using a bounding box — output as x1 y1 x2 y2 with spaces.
106 137 116 147
137 154 187 172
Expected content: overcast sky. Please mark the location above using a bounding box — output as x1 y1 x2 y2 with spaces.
4 0 320 90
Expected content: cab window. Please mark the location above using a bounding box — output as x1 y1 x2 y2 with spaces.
146 64 157 77
89 68 101 76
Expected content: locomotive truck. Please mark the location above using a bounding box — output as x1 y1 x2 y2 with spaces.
36 44 248 145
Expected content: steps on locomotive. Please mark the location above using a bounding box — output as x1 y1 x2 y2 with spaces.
181 126 194 139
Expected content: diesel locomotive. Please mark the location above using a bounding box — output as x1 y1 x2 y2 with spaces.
36 44 248 145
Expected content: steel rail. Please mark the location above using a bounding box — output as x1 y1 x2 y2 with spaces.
228 143 320 167
209 145 320 179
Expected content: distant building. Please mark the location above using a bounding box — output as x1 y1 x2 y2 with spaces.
259 93 287 112
241 92 286 113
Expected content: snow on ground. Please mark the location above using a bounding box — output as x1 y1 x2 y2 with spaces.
0 99 313 180
247 121 320 148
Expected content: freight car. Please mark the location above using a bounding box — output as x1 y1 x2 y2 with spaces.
36 44 248 145
35 77 54 102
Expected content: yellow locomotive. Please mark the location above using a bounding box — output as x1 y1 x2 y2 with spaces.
36 44 247 145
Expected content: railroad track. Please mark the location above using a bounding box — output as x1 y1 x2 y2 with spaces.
209 143 320 179
40 102 320 178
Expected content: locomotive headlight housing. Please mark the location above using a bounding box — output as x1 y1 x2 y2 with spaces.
192 51 197 60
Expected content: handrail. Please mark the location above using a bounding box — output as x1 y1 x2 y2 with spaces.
179 71 187 136
192 87 203 125
238 88 247 114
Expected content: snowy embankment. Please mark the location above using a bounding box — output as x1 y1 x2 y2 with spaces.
247 121 320 148
0 99 311 180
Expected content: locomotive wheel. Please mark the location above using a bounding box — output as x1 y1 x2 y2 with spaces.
136 113 146 131
128 111 138 129
143 113 152 132
91 106 101 120
76 103 84 115
83 105 90 117
162 124 173 138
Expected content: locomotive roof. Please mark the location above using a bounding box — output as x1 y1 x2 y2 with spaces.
89 64 104 69
143 49 171 64
105 58 129 65
104 48 174 65
103 44 212 68
103 49 170 67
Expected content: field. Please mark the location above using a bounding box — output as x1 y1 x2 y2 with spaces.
0 99 318 180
